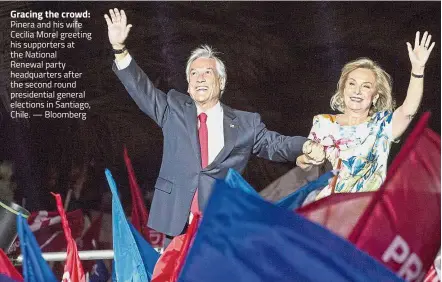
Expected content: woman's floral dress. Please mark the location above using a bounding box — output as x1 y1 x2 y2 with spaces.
308 111 397 200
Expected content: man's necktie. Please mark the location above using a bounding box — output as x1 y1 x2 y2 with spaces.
190 112 208 214
163 113 208 282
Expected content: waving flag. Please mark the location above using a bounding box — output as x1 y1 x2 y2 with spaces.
53 193 85 282
8 210 84 256
16 212 57 282
106 169 159 281
348 113 441 281
128 223 160 274
151 167 335 282
275 170 335 209
224 167 335 210
297 113 441 281
151 167 334 282
0 249 23 282
123 146 164 248
179 176 404 282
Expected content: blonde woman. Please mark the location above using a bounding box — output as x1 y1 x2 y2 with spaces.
297 31 435 200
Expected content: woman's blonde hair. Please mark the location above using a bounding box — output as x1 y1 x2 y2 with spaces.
330 58 395 115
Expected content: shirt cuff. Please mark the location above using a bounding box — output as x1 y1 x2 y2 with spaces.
114 54 132 70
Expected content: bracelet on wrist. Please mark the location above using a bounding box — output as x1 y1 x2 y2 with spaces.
411 72 424 78
113 46 127 54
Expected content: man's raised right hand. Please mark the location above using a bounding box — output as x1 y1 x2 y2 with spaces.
104 8 132 49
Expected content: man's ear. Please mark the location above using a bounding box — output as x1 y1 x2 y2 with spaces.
220 77 226 90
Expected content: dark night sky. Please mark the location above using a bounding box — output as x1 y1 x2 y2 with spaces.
0 1 440 210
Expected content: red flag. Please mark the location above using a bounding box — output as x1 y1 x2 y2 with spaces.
297 191 373 239
124 146 164 248
298 113 441 281
152 214 201 282
0 249 23 281
349 113 440 281
7 210 84 256
53 193 86 282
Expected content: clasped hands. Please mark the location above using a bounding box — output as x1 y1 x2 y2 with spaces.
296 140 326 171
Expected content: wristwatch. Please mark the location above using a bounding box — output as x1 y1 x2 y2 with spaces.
113 46 127 54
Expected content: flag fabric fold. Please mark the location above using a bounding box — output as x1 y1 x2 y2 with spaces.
275 170 335 209
347 112 441 281
16 212 58 282
128 222 160 274
52 193 85 282
179 177 404 282
105 168 159 281
0 249 23 282
224 167 336 210
124 146 148 231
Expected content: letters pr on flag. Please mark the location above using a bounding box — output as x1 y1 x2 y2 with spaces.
348 112 440 281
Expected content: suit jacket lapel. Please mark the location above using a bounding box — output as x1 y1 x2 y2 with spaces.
204 104 238 171
183 100 201 166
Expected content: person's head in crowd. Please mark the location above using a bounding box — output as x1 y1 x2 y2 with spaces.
0 161 16 203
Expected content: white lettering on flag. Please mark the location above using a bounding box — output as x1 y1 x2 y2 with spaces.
382 235 424 281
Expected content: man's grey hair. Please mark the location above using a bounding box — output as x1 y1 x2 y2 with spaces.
185 45 227 97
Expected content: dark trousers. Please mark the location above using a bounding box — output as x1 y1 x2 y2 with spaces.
163 221 189 249
164 234 174 249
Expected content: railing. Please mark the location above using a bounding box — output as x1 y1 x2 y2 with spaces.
11 247 164 265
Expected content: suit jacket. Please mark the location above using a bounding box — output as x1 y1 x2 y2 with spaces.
113 59 307 236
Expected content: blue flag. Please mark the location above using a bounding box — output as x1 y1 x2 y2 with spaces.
16 214 57 282
225 168 335 210
275 170 335 210
128 223 160 273
179 173 405 282
105 169 158 282
0 273 20 282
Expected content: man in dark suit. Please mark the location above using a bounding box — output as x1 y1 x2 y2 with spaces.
104 8 325 240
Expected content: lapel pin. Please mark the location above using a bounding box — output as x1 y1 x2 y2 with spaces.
230 124 235 128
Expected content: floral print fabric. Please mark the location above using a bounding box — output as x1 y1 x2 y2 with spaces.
308 111 396 199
